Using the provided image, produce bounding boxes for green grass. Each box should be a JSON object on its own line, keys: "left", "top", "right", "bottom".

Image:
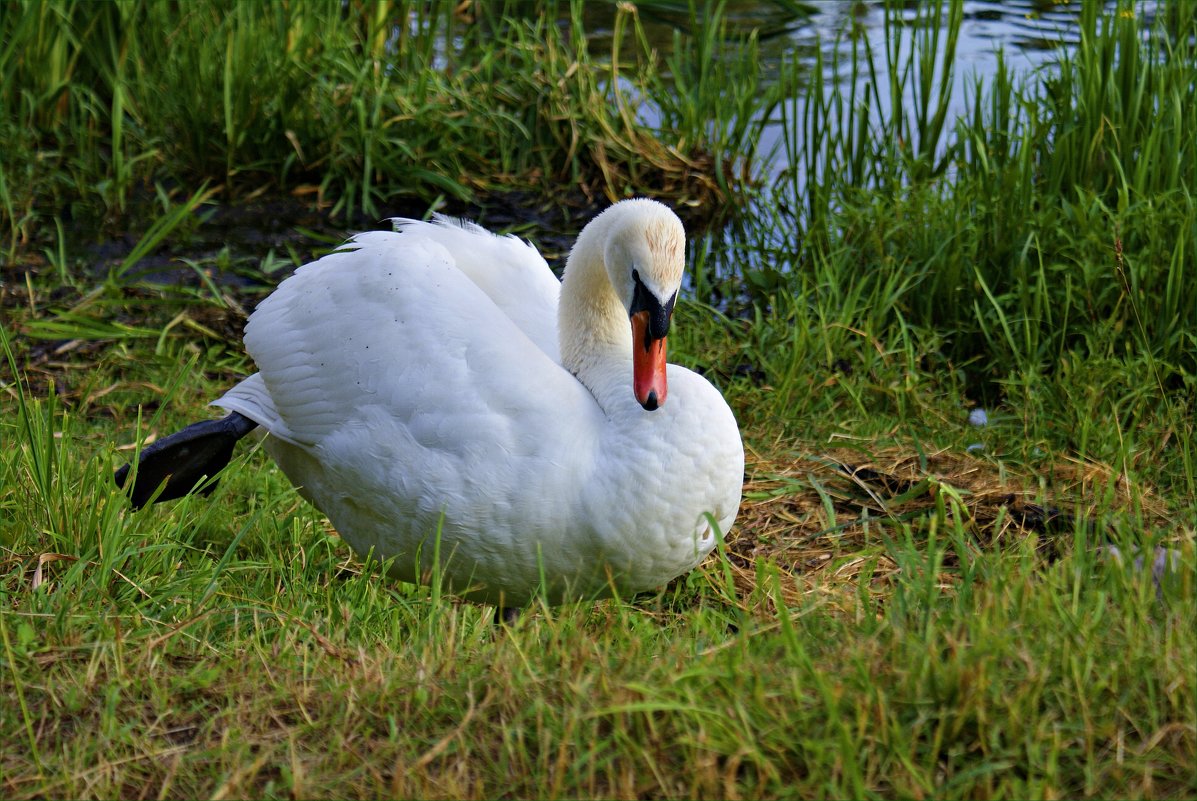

{"left": 0, "top": 0, "right": 781, "bottom": 250}
{"left": 763, "top": 0, "right": 1197, "bottom": 390}
{"left": 2, "top": 314, "right": 1193, "bottom": 798}
{"left": 2, "top": 0, "right": 1195, "bottom": 798}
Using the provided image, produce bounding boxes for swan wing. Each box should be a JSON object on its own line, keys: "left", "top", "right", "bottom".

{"left": 391, "top": 216, "right": 561, "bottom": 362}
{"left": 218, "top": 231, "right": 593, "bottom": 449}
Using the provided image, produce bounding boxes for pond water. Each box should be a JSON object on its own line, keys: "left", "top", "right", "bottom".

{"left": 807, "top": 0, "right": 1100, "bottom": 82}
{"left": 580, "top": 0, "right": 1146, "bottom": 180}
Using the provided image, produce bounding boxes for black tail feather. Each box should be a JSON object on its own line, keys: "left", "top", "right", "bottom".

{"left": 114, "top": 411, "right": 259, "bottom": 509}
{"left": 494, "top": 606, "right": 521, "bottom": 626}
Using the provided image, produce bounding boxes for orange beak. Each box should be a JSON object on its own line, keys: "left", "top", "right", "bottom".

{"left": 631, "top": 310, "right": 668, "bottom": 411}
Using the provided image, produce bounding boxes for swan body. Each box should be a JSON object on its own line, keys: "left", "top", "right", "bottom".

{"left": 209, "top": 199, "right": 742, "bottom": 606}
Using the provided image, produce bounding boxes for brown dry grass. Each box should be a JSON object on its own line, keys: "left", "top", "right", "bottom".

{"left": 715, "top": 438, "right": 1179, "bottom": 609}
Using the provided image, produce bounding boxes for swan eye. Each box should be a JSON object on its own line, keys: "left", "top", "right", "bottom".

{"left": 630, "top": 269, "right": 674, "bottom": 340}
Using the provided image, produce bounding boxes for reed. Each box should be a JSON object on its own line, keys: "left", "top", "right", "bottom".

{"left": 765, "top": 0, "right": 1195, "bottom": 412}
{"left": 0, "top": 0, "right": 778, "bottom": 253}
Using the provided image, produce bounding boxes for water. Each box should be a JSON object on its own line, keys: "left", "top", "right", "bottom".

{"left": 414, "top": 1, "right": 1118, "bottom": 205}
{"left": 598, "top": 0, "right": 1129, "bottom": 179}
{"left": 811, "top": 0, "right": 1092, "bottom": 71}
{"left": 766, "top": 0, "right": 1146, "bottom": 169}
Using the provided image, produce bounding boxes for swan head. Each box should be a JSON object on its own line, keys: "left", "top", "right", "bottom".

{"left": 602, "top": 200, "right": 684, "bottom": 411}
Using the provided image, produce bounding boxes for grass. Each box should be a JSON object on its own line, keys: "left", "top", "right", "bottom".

{"left": 0, "top": 0, "right": 783, "bottom": 250}
{"left": 1, "top": 319, "right": 1192, "bottom": 798}
{"left": 765, "top": 0, "right": 1197, "bottom": 387}
{"left": 2, "top": 0, "right": 1195, "bottom": 798}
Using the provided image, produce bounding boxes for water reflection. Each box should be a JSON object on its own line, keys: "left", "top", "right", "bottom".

{"left": 577, "top": 0, "right": 1103, "bottom": 83}
{"left": 567, "top": 0, "right": 1122, "bottom": 184}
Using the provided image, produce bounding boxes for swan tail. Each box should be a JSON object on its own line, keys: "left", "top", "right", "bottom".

{"left": 114, "top": 411, "right": 258, "bottom": 509}
{"left": 210, "top": 372, "right": 294, "bottom": 440}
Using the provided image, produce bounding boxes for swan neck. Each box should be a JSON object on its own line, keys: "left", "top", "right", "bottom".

{"left": 558, "top": 214, "right": 631, "bottom": 398}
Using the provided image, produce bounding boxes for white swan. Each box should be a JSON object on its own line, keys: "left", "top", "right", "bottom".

{"left": 120, "top": 199, "right": 743, "bottom": 608}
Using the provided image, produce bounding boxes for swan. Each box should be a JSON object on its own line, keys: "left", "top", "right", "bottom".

{"left": 115, "top": 198, "right": 744, "bottom": 612}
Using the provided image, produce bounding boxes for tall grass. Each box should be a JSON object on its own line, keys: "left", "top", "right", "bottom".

{"left": 0, "top": 0, "right": 778, "bottom": 253}
{"left": 743, "top": 0, "right": 1196, "bottom": 469}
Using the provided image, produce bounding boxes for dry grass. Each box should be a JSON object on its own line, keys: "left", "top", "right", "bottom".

{"left": 718, "top": 440, "right": 1180, "bottom": 606}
